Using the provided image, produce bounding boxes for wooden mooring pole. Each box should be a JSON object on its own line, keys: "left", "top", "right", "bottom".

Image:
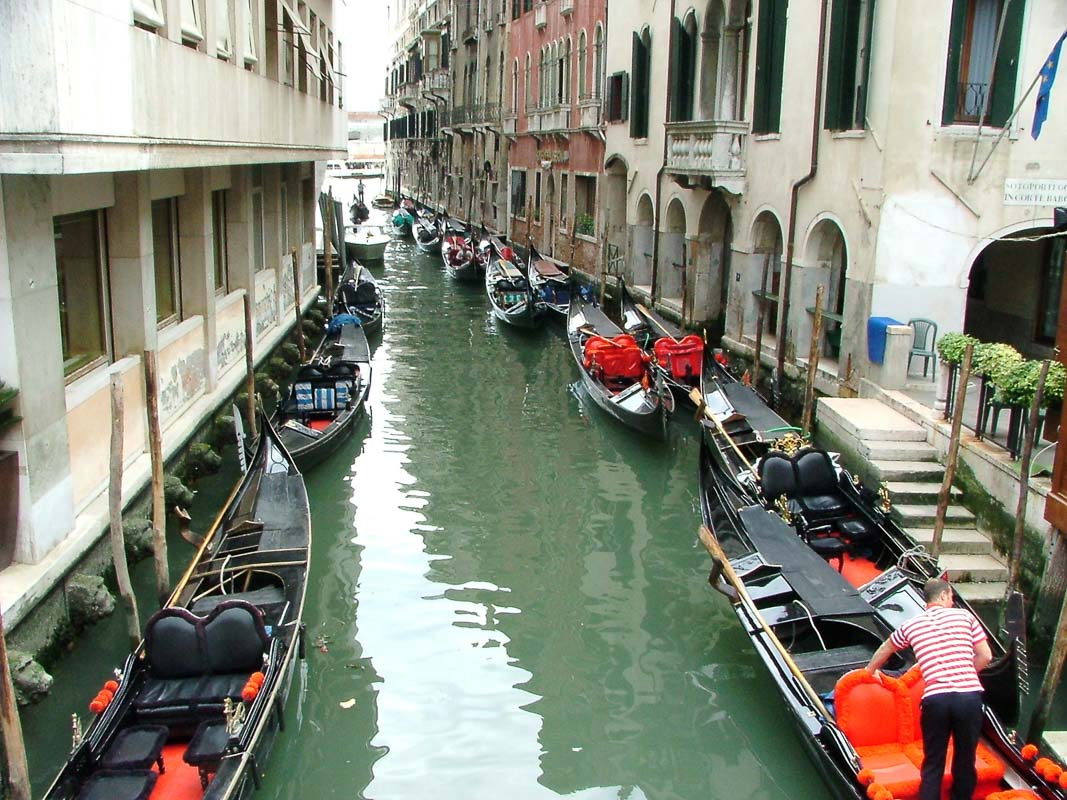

{"left": 324, "top": 195, "right": 335, "bottom": 305}
{"left": 242, "top": 293, "right": 258, "bottom": 438}
{"left": 1007, "top": 359, "right": 1050, "bottom": 598}
{"left": 801, "top": 285, "right": 825, "bottom": 436}
{"left": 752, "top": 254, "right": 770, "bottom": 389}
{"left": 142, "top": 351, "right": 170, "bottom": 603}
{"left": 0, "top": 604, "right": 30, "bottom": 800}
{"left": 1029, "top": 557, "right": 1067, "bottom": 742}
{"left": 108, "top": 372, "right": 140, "bottom": 648}
{"left": 291, "top": 247, "right": 306, "bottom": 362}
{"left": 931, "top": 342, "right": 973, "bottom": 559}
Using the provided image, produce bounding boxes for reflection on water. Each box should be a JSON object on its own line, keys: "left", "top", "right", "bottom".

{"left": 24, "top": 176, "right": 830, "bottom": 800}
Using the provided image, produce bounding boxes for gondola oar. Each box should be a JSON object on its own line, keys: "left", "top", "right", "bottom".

{"left": 697, "top": 524, "right": 831, "bottom": 719}
{"left": 690, "top": 387, "right": 758, "bottom": 480}
{"left": 636, "top": 303, "right": 681, "bottom": 344}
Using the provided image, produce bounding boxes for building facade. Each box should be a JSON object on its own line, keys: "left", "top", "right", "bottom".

{"left": 506, "top": 0, "right": 607, "bottom": 275}
{"left": 0, "top": 0, "right": 346, "bottom": 625}
{"left": 604, "top": 0, "right": 1067, "bottom": 391}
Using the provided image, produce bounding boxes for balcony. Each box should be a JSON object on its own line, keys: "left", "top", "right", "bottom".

{"left": 578, "top": 101, "right": 601, "bottom": 129}
{"left": 535, "top": 3, "right": 547, "bottom": 29}
{"left": 528, "top": 106, "right": 569, "bottom": 133}
{"left": 422, "top": 69, "right": 450, "bottom": 94}
{"left": 397, "top": 81, "right": 420, "bottom": 106}
{"left": 561, "top": 0, "right": 574, "bottom": 14}
{"left": 380, "top": 97, "right": 397, "bottom": 115}
{"left": 665, "top": 119, "right": 748, "bottom": 195}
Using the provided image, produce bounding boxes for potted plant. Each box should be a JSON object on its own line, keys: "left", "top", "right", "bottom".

{"left": 0, "top": 381, "right": 21, "bottom": 570}
{"left": 971, "top": 342, "right": 1022, "bottom": 438}
{"left": 935, "top": 332, "right": 977, "bottom": 417}
{"left": 993, "top": 360, "right": 1066, "bottom": 456}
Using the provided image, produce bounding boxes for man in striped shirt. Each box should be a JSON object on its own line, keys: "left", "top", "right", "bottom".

{"left": 865, "top": 578, "right": 993, "bottom": 800}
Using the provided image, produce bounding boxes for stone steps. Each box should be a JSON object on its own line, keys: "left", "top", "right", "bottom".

{"left": 885, "top": 482, "right": 962, "bottom": 505}
{"left": 955, "top": 581, "right": 1009, "bottom": 603}
{"left": 892, "top": 503, "right": 976, "bottom": 528}
{"left": 861, "top": 440, "right": 939, "bottom": 462}
{"left": 939, "top": 553, "right": 1009, "bottom": 583}
{"left": 871, "top": 460, "right": 946, "bottom": 482}
{"left": 906, "top": 527, "right": 994, "bottom": 556}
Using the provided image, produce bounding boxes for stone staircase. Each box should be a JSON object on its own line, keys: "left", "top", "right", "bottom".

{"left": 817, "top": 398, "right": 1007, "bottom": 603}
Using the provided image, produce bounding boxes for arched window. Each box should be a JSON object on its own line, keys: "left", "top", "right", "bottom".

{"left": 524, "top": 52, "right": 531, "bottom": 110}
{"left": 484, "top": 54, "right": 491, "bottom": 105}
{"left": 562, "top": 37, "right": 571, "bottom": 104}
{"left": 511, "top": 58, "right": 519, "bottom": 113}
{"left": 671, "top": 11, "right": 698, "bottom": 121}
{"left": 577, "top": 30, "right": 588, "bottom": 99}
{"left": 593, "top": 24, "right": 604, "bottom": 99}
{"left": 630, "top": 27, "right": 650, "bottom": 136}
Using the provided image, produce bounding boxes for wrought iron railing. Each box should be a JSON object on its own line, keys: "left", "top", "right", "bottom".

{"left": 955, "top": 81, "right": 991, "bottom": 122}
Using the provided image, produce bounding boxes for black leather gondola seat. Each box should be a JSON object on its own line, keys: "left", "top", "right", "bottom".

{"left": 74, "top": 770, "right": 156, "bottom": 800}
{"left": 758, "top": 451, "right": 797, "bottom": 507}
{"left": 795, "top": 449, "right": 847, "bottom": 517}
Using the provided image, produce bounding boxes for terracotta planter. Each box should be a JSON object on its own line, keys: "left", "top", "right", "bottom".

{"left": 0, "top": 450, "right": 17, "bottom": 570}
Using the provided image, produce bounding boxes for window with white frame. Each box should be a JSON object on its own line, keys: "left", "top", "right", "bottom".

{"left": 152, "top": 198, "right": 181, "bottom": 324}
{"left": 560, "top": 173, "right": 569, "bottom": 228}
{"left": 133, "top": 0, "right": 165, "bottom": 31}
{"left": 511, "top": 58, "right": 518, "bottom": 113}
{"left": 54, "top": 210, "right": 111, "bottom": 377}
{"left": 217, "top": 0, "right": 233, "bottom": 60}
{"left": 510, "top": 169, "right": 527, "bottom": 219}
{"left": 251, "top": 188, "right": 266, "bottom": 273}
{"left": 578, "top": 30, "right": 587, "bottom": 99}
{"left": 212, "top": 190, "right": 228, "bottom": 294}
{"left": 181, "top": 0, "right": 204, "bottom": 46}
{"left": 593, "top": 24, "right": 604, "bottom": 98}
{"left": 575, "top": 175, "right": 596, "bottom": 237}
{"left": 244, "top": 0, "right": 259, "bottom": 68}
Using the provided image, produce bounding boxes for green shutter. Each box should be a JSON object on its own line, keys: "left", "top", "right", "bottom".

{"left": 989, "top": 0, "right": 1025, "bottom": 127}
{"left": 767, "top": 0, "right": 788, "bottom": 133}
{"left": 855, "top": 0, "right": 876, "bottom": 127}
{"left": 631, "top": 32, "right": 642, "bottom": 137}
{"left": 824, "top": 0, "right": 848, "bottom": 129}
{"left": 941, "top": 0, "right": 969, "bottom": 125}
{"left": 753, "top": 0, "right": 775, "bottom": 133}
{"left": 670, "top": 17, "right": 684, "bottom": 121}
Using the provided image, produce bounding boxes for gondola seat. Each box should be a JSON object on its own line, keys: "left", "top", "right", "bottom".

{"left": 99, "top": 724, "right": 168, "bottom": 772}
{"left": 74, "top": 769, "right": 157, "bottom": 800}
{"left": 133, "top": 601, "right": 270, "bottom": 724}
{"left": 758, "top": 451, "right": 796, "bottom": 508}
{"left": 794, "top": 449, "right": 847, "bottom": 518}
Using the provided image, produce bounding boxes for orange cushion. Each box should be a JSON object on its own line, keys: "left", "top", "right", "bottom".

{"left": 900, "top": 667, "right": 926, "bottom": 743}
{"left": 984, "top": 791, "right": 1041, "bottom": 799}
{"left": 855, "top": 744, "right": 922, "bottom": 798}
{"left": 902, "top": 740, "right": 1006, "bottom": 786}
{"left": 835, "top": 669, "right": 914, "bottom": 747}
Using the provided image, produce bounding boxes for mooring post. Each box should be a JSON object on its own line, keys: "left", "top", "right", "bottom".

{"left": 109, "top": 372, "right": 141, "bottom": 647}
{"left": 242, "top": 293, "right": 258, "bottom": 438}
{"left": 0, "top": 605, "right": 30, "bottom": 800}
{"left": 142, "top": 351, "right": 170, "bottom": 604}
{"left": 931, "top": 342, "right": 973, "bottom": 559}
{"left": 1007, "top": 359, "right": 1050, "bottom": 597}
{"left": 752, "top": 254, "right": 770, "bottom": 390}
{"left": 291, "top": 247, "right": 306, "bottom": 362}
{"left": 1029, "top": 554, "right": 1067, "bottom": 743}
{"left": 324, "top": 194, "right": 335, "bottom": 305}
{"left": 801, "top": 285, "right": 825, "bottom": 436}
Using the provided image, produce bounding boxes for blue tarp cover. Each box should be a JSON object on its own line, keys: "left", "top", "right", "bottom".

{"left": 327, "top": 313, "right": 362, "bottom": 335}
{"left": 868, "top": 316, "right": 902, "bottom": 364}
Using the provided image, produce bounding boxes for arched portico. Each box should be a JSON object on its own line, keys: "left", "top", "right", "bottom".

{"left": 746, "top": 210, "right": 784, "bottom": 340}
{"left": 695, "top": 191, "right": 733, "bottom": 334}
{"left": 657, "top": 198, "right": 688, "bottom": 307}
{"left": 631, "top": 192, "right": 656, "bottom": 290}
{"left": 800, "top": 218, "right": 849, "bottom": 365}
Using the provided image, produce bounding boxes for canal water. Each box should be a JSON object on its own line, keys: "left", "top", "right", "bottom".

{"left": 23, "top": 177, "right": 829, "bottom": 799}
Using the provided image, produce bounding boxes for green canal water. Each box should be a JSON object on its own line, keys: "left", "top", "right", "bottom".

{"left": 23, "top": 185, "right": 831, "bottom": 799}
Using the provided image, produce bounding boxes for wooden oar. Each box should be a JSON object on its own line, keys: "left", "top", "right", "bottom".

{"left": 690, "top": 387, "right": 758, "bottom": 480}
{"left": 697, "top": 524, "right": 831, "bottom": 718}
{"left": 636, "top": 303, "right": 680, "bottom": 343}
{"left": 577, "top": 324, "right": 624, "bottom": 346}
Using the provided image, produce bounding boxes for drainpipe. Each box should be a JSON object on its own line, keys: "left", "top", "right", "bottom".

{"left": 775, "top": 0, "right": 830, "bottom": 404}
{"left": 650, "top": 0, "right": 678, "bottom": 300}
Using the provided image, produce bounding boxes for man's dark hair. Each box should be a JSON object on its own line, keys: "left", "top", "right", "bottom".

{"left": 923, "top": 578, "right": 951, "bottom": 602}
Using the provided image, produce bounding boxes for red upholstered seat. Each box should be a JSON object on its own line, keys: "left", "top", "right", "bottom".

{"left": 653, "top": 335, "right": 704, "bottom": 382}
{"left": 984, "top": 791, "right": 1042, "bottom": 799}
{"left": 584, "top": 335, "right": 647, "bottom": 382}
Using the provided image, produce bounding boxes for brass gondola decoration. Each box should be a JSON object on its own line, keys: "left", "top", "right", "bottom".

{"left": 774, "top": 431, "right": 806, "bottom": 456}
{"left": 775, "top": 493, "right": 794, "bottom": 524}
{"left": 878, "top": 483, "right": 892, "bottom": 513}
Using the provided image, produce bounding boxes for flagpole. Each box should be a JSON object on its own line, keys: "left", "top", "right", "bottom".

{"left": 967, "top": 68, "right": 1048, "bottom": 184}
{"left": 966, "top": 0, "right": 1013, "bottom": 182}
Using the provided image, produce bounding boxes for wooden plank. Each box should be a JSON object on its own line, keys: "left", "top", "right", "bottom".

{"left": 109, "top": 372, "right": 140, "bottom": 648}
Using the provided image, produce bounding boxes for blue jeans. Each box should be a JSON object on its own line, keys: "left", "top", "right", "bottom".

{"left": 919, "top": 691, "right": 984, "bottom": 800}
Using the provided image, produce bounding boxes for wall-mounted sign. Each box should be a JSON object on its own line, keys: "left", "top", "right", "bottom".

{"left": 537, "top": 149, "right": 569, "bottom": 165}
{"left": 1003, "top": 179, "right": 1067, "bottom": 206}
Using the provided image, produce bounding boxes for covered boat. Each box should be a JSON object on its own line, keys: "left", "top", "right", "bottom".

{"left": 272, "top": 316, "right": 372, "bottom": 471}
{"left": 336, "top": 263, "right": 384, "bottom": 336}
{"left": 694, "top": 358, "right": 1046, "bottom": 800}
{"left": 567, "top": 293, "right": 672, "bottom": 436}
{"left": 527, "top": 245, "right": 571, "bottom": 317}
{"left": 485, "top": 238, "right": 543, "bottom": 328}
{"left": 391, "top": 208, "right": 414, "bottom": 238}
{"left": 44, "top": 416, "right": 310, "bottom": 800}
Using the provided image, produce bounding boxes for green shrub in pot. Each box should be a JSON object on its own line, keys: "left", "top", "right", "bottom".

{"left": 972, "top": 342, "right": 1023, "bottom": 385}
{"left": 936, "top": 332, "right": 978, "bottom": 365}
{"left": 995, "top": 359, "right": 1067, "bottom": 408}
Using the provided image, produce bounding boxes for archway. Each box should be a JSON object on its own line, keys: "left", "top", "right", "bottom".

{"left": 802, "top": 218, "right": 848, "bottom": 363}
{"left": 697, "top": 191, "right": 733, "bottom": 335}
{"left": 964, "top": 226, "right": 1063, "bottom": 359}
{"left": 700, "top": 0, "right": 724, "bottom": 119}
{"left": 632, "top": 193, "right": 655, "bottom": 290}
{"left": 544, "top": 170, "right": 556, "bottom": 255}
{"left": 749, "top": 210, "right": 783, "bottom": 339}
{"left": 658, "top": 198, "right": 687, "bottom": 306}
{"left": 604, "top": 157, "right": 629, "bottom": 280}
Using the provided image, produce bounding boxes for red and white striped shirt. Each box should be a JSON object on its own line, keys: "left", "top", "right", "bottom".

{"left": 890, "top": 605, "right": 987, "bottom": 697}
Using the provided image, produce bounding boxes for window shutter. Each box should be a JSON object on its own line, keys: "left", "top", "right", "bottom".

{"left": 669, "top": 17, "right": 684, "bottom": 121}
{"left": 824, "top": 0, "right": 848, "bottom": 129}
{"left": 989, "top": 0, "right": 1025, "bottom": 127}
{"left": 630, "top": 32, "right": 642, "bottom": 137}
{"left": 767, "top": 0, "right": 787, "bottom": 133}
{"left": 753, "top": 0, "right": 775, "bottom": 133}
{"left": 855, "top": 0, "right": 876, "bottom": 127}
{"left": 941, "top": 0, "right": 969, "bottom": 125}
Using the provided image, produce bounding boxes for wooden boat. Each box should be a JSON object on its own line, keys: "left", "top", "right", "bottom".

{"left": 347, "top": 225, "right": 389, "bottom": 263}
{"left": 566, "top": 293, "right": 673, "bottom": 436}
{"left": 336, "top": 262, "right": 384, "bottom": 336}
{"left": 391, "top": 208, "right": 413, "bottom": 238}
{"left": 619, "top": 281, "right": 705, "bottom": 403}
{"left": 485, "top": 238, "right": 543, "bottom": 329}
{"left": 371, "top": 194, "right": 396, "bottom": 210}
{"left": 414, "top": 215, "right": 441, "bottom": 254}
{"left": 271, "top": 319, "right": 372, "bottom": 471}
{"left": 693, "top": 361, "right": 1044, "bottom": 800}
{"left": 441, "top": 224, "right": 479, "bottom": 282}
{"left": 527, "top": 245, "right": 571, "bottom": 317}
{"left": 45, "top": 416, "right": 310, "bottom": 800}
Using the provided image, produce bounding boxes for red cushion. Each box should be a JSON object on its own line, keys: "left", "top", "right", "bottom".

{"left": 653, "top": 335, "right": 704, "bottom": 381}
{"left": 902, "top": 740, "right": 1006, "bottom": 786}
{"left": 584, "top": 336, "right": 646, "bottom": 380}
{"left": 835, "top": 670, "right": 912, "bottom": 747}
{"left": 855, "top": 744, "right": 922, "bottom": 799}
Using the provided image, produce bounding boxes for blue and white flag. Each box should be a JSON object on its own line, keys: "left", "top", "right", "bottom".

{"left": 1032, "top": 30, "right": 1067, "bottom": 140}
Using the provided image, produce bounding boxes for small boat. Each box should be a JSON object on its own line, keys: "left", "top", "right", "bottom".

{"left": 567, "top": 293, "right": 673, "bottom": 436}
{"left": 44, "top": 415, "right": 310, "bottom": 800}
{"left": 347, "top": 225, "right": 390, "bottom": 263}
{"left": 442, "top": 224, "right": 479, "bottom": 281}
{"left": 619, "top": 281, "right": 705, "bottom": 402}
{"left": 526, "top": 245, "right": 571, "bottom": 317}
{"left": 336, "top": 262, "right": 385, "bottom": 336}
{"left": 414, "top": 215, "right": 442, "bottom": 254}
{"left": 272, "top": 318, "right": 372, "bottom": 470}
{"left": 694, "top": 360, "right": 1041, "bottom": 800}
{"left": 391, "top": 208, "right": 414, "bottom": 238}
{"left": 485, "top": 238, "right": 543, "bottom": 329}
{"left": 349, "top": 200, "right": 370, "bottom": 224}
{"left": 371, "top": 195, "right": 396, "bottom": 210}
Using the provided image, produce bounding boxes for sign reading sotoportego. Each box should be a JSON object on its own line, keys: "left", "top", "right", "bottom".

{"left": 1003, "top": 179, "right": 1067, "bottom": 206}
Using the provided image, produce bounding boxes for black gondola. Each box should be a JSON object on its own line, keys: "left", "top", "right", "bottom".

{"left": 566, "top": 292, "right": 672, "bottom": 436}
{"left": 442, "top": 223, "right": 479, "bottom": 281}
{"left": 693, "top": 359, "right": 1050, "bottom": 800}
{"left": 414, "top": 215, "right": 441, "bottom": 254}
{"left": 45, "top": 416, "right": 310, "bottom": 800}
{"left": 527, "top": 245, "right": 571, "bottom": 317}
{"left": 336, "top": 262, "right": 384, "bottom": 336}
{"left": 272, "top": 318, "right": 372, "bottom": 471}
{"left": 485, "top": 237, "right": 543, "bottom": 328}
